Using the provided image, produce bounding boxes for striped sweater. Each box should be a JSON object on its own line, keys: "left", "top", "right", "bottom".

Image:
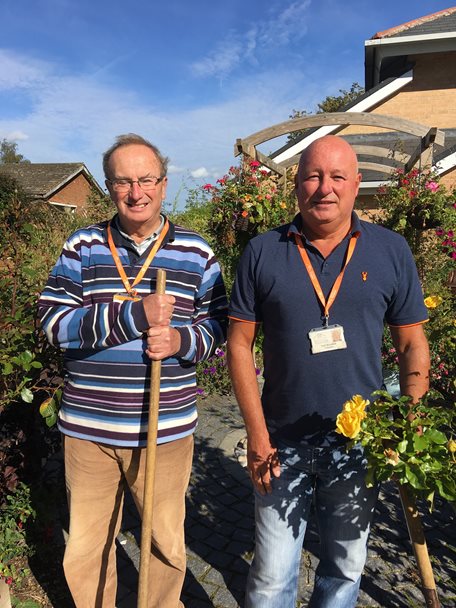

{"left": 38, "top": 216, "right": 228, "bottom": 446}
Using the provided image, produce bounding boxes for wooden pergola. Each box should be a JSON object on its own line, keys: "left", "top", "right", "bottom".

{"left": 234, "top": 112, "right": 445, "bottom": 187}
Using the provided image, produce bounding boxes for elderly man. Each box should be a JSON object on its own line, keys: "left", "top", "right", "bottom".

{"left": 38, "top": 133, "right": 228, "bottom": 607}
{"left": 227, "top": 135, "right": 430, "bottom": 608}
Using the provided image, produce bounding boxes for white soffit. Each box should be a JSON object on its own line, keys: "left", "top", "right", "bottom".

{"left": 272, "top": 70, "right": 413, "bottom": 165}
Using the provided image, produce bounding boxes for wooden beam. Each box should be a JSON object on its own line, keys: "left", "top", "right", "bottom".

{"left": 353, "top": 145, "right": 410, "bottom": 161}
{"left": 238, "top": 113, "right": 445, "bottom": 148}
{"left": 404, "top": 127, "right": 439, "bottom": 173}
{"left": 358, "top": 161, "right": 398, "bottom": 175}
{"left": 254, "top": 149, "right": 285, "bottom": 176}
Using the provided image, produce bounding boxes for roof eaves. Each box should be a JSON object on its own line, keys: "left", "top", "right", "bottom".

{"left": 372, "top": 7, "right": 456, "bottom": 39}
{"left": 41, "top": 164, "right": 85, "bottom": 199}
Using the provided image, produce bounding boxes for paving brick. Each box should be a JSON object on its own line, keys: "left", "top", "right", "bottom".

{"left": 55, "top": 397, "right": 453, "bottom": 608}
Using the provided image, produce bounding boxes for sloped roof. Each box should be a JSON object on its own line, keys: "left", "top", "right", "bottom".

{"left": 0, "top": 162, "right": 103, "bottom": 198}
{"left": 373, "top": 7, "right": 456, "bottom": 39}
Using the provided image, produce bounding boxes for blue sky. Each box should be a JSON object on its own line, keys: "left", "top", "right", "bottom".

{"left": 0, "top": 0, "right": 453, "bottom": 208}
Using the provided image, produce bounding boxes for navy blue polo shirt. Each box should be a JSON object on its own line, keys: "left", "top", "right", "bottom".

{"left": 229, "top": 213, "right": 428, "bottom": 446}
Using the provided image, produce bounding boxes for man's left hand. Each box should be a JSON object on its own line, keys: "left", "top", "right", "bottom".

{"left": 146, "top": 326, "right": 181, "bottom": 360}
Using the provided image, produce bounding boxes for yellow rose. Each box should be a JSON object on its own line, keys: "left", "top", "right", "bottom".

{"left": 424, "top": 295, "right": 443, "bottom": 309}
{"left": 336, "top": 410, "right": 363, "bottom": 438}
{"left": 448, "top": 439, "right": 456, "bottom": 454}
{"left": 335, "top": 395, "right": 368, "bottom": 439}
{"left": 343, "top": 394, "right": 369, "bottom": 413}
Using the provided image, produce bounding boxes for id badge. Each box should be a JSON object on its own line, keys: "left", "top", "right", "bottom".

{"left": 113, "top": 293, "right": 141, "bottom": 302}
{"left": 308, "top": 324, "right": 347, "bottom": 354}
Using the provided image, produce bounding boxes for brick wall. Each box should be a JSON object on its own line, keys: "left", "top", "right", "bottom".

{"left": 340, "top": 51, "right": 456, "bottom": 134}
{"left": 49, "top": 173, "right": 94, "bottom": 211}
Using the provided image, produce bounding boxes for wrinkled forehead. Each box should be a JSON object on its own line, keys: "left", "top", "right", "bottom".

{"left": 108, "top": 144, "right": 163, "bottom": 175}
{"left": 298, "top": 141, "right": 359, "bottom": 175}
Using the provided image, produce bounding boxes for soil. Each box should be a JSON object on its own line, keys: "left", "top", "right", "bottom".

{"left": 10, "top": 549, "right": 72, "bottom": 607}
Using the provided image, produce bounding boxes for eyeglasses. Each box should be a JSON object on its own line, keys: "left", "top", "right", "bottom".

{"left": 107, "top": 176, "right": 165, "bottom": 193}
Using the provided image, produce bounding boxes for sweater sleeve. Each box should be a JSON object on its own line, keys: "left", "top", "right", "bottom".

{"left": 37, "top": 230, "right": 147, "bottom": 350}
{"left": 174, "top": 251, "right": 228, "bottom": 363}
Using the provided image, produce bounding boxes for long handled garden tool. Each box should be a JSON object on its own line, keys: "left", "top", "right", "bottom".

{"left": 397, "top": 483, "right": 441, "bottom": 608}
{"left": 138, "top": 268, "right": 166, "bottom": 607}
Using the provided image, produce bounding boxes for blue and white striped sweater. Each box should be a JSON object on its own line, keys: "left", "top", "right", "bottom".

{"left": 38, "top": 216, "right": 228, "bottom": 446}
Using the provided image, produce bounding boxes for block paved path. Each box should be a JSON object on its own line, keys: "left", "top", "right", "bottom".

{"left": 112, "top": 394, "right": 455, "bottom": 608}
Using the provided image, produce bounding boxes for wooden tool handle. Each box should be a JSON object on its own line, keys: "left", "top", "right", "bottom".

{"left": 138, "top": 268, "right": 166, "bottom": 607}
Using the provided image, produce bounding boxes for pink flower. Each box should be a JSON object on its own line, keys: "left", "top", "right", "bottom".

{"left": 250, "top": 160, "right": 260, "bottom": 168}
{"left": 436, "top": 228, "right": 445, "bottom": 236}
{"left": 216, "top": 178, "right": 226, "bottom": 185}
{"left": 453, "top": 202, "right": 456, "bottom": 209}
{"left": 203, "top": 183, "right": 213, "bottom": 191}
{"left": 409, "top": 190, "right": 417, "bottom": 198}
{"left": 425, "top": 181, "right": 439, "bottom": 192}
{"left": 452, "top": 251, "right": 456, "bottom": 260}
{"left": 448, "top": 230, "right": 454, "bottom": 238}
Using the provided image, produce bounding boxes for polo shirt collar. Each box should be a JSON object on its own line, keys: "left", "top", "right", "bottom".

{"left": 287, "top": 212, "right": 361, "bottom": 243}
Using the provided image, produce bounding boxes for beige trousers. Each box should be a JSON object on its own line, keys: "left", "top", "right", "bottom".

{"left": 63, "top": 434, "right": 194, "bottom": 608}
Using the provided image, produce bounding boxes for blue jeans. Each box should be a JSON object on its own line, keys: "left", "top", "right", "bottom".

{"left": 245, "top": 440, "right": 378, "bottom": 608}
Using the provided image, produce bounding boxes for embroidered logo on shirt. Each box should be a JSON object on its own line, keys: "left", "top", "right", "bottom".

{"left": 362, "top": 272, "right": 368, "bottom": 282}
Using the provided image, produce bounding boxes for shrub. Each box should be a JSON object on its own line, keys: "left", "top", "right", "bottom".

{"left": 376, "top": 169, "right": 456, "bottom": 402}
{"left": 0, "top": 483, "right": 35, "bottom": 587}
{"left": 204, "top": 159, "right": 296, "bottom": 289}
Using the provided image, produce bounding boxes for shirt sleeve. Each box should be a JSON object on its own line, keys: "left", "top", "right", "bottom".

{"left": 37, "top": 231, "right": 147, "bottom": 350}
{"left": 385, "top": 236, "right": 429, "bottom": 327}
{"left": 228, "top": 241, "right": 262, "bottom": 324}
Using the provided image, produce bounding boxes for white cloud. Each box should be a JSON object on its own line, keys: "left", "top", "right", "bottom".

{"left": 168, "top": 164, "right": 185, "bottom": 175}
{"left": 190, "top": 167, "right": 209, "bottom": 178}
{"left": 190, "top": 1, "right": 312, "bottom": 79}
{"left": 3, "top": 130, "right": 28, "bottom": 141}
{"left": 0, "top": 49, "right": 50, "bottom": 90}
{"left": 258, "top": 1, "right": 312, "bottom": 47}
{"left": 0, "top": 46, "right": 355, "bottom": 208}
{"left": 191, "top": 35, "right": 244, "bottom": 79}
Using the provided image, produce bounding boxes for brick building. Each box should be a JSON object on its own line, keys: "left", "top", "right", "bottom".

{"left": 236, "top": 7, "right": 456, "bottom": 211}
{"left": 0, "top": 162, "right": 104, "bottom": 212}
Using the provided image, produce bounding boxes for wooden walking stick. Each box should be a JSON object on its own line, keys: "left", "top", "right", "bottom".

{"left": 397, "top": 483, "right": 440, "bottom": 608}
{"left": 138, "top": 268, "right": 166, "bottom": 608}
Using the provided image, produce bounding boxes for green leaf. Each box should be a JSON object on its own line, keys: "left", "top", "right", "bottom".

{"left": 45, "top": 412, "right": 58, "bottom": 427}
{"left": 435, "top": 479, "right": 456, "bottom": 502}
{"left": 404, "top": 465, "right": 421, "bottom": 489}
{"left": 413, "top": 434, "right": 429, "bottom": 451}
{"left": 397, "top": 439, "right": 408, "bottom": 453}
{"left": 2, "top": 361, "right": 13, "bottom": 374}
{"left": 20, "top": 387, "right": 33, "bottom": 403}
{"left": 425, "top": 428, "right": 448, "bottom": 445}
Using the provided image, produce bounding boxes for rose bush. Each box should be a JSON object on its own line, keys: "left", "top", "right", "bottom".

{"left": 336, "top": 392, "right": 455, "bottom": 510}
{"left": 204, "top": 159, "right": 295, "bottom": 288}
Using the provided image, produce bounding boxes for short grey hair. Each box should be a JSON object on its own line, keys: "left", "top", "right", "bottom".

{"left": 102, "top": 133, "right": 169, "bottom": 179}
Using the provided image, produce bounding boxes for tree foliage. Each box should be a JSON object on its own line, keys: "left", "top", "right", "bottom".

{"left": 287, "top": 82, "right": 364, "bottom": 144}
{"left": 0, "top": 139, "right": 30, "bottom": 164}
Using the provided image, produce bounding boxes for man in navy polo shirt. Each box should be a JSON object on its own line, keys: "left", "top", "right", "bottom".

{"left": 227, "top": 135, "right": 430, "bottom": 608}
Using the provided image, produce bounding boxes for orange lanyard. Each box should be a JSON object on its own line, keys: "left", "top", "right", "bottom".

{"left": 107, "top": 218, "right": 169, "bottom": 298}
{"left": 293, "top": 232, "right": 359, "bottom": 325}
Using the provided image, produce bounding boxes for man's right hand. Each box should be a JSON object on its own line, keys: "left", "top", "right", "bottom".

{"left": 142, "top": 293, "right": 175, "bottom": 327}
{"left": 247, "top": 435, "right": 280, "bottom": 495}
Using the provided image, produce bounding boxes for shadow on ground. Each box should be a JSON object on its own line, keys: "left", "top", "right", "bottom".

{"left": 23, "top": 395, "right": 456, "bottom": 608}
